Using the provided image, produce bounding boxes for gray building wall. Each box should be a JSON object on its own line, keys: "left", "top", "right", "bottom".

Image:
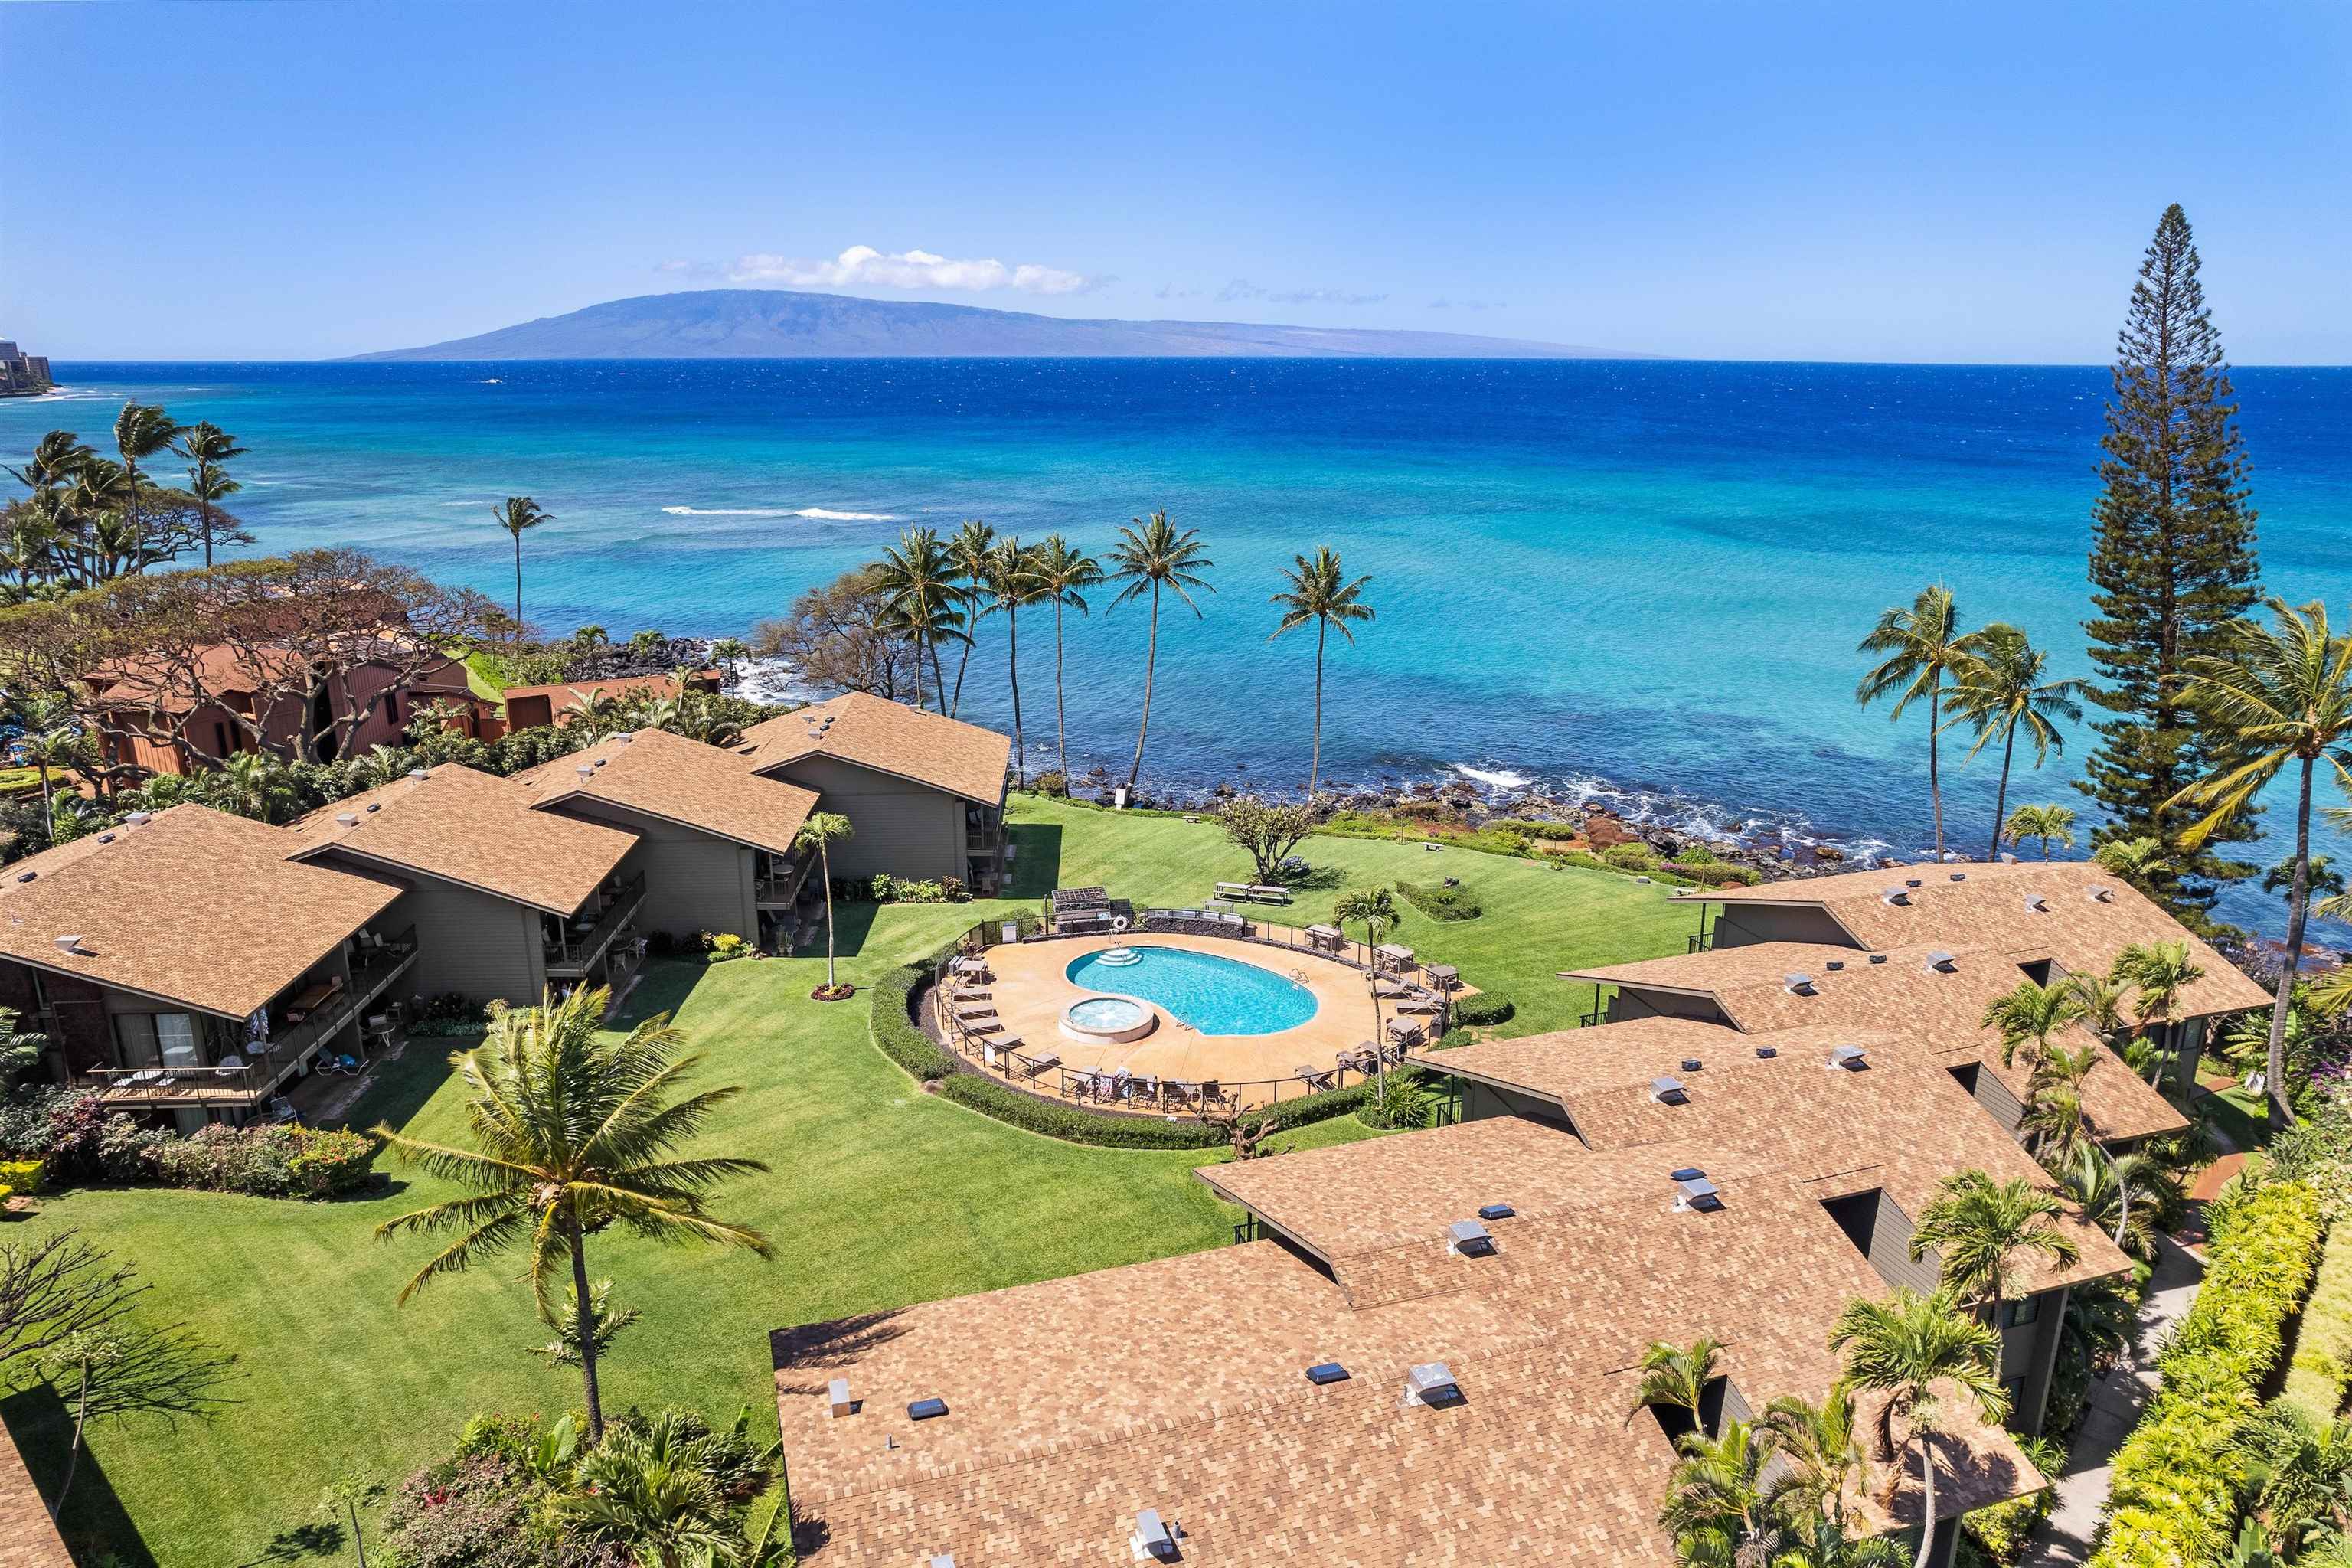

{"left": 2000, "top": 1286, "right": 2069, "bottom": 1436}
{"left": 1457, "top": 1079, "right": 1578, "bottom": 1134}
{"left": 541, "top": 799, "right": 757, "bottom": 942}
{"left": 1710, "top": 903, "right": 1852, "bottom": 949}
{"left": 1823, "top": 1190, "right": 1942, "bottom": 1296}
{"left": 1606, "top": 988, "right": 1732, "bottom": 1026}
{"left": 365, "top": 874, "right": 545, "bottom": 1007}
{"left": 767, "top": 755, "right": 967, "bottom": 884}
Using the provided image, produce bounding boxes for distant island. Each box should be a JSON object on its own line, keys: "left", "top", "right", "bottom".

{"left": 347, "top": 289, "right": 1641, "bottom": 361}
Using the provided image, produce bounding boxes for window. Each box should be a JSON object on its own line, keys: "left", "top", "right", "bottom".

{"left": 114, "top": 1012, "right": 201, "bottom": 1070}
{"left": 2005, "top": 1294, "right": 2041, "bottom": 1329}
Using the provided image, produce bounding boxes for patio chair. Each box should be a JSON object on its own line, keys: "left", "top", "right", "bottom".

{"left": 1200, "top": 1080, "right": 1230, "bottom": 1109}
{"left": 265, "top": 1096, "right": 300, "bottom": 1125}
{"left": 1162, "top": 1080, "right": 1197, "bottom": 1111}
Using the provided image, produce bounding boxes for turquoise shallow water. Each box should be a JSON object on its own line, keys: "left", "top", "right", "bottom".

{"left": 5, "top": 358, "right": 2349, "bottom": 933}
{"left": 1066, "top": 946, "right": 1318, "bottom": 1035}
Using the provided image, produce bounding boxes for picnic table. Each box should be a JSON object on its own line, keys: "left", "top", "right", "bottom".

{"left": 284, "top": 975, "right": 344, "bottom": 1021}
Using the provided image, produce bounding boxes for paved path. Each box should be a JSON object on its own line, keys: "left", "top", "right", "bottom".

{"left": 2022, "top": 1233, "right": 2206, "bottom": 1567}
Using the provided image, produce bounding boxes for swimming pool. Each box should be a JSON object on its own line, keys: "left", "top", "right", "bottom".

{"left": 1064, "top": 946, "right": 1318, "bottom": 1036}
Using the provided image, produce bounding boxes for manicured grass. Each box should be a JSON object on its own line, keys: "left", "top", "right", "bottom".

{"left": 8, "top": 795, "right": 1684, "bottom": 1565}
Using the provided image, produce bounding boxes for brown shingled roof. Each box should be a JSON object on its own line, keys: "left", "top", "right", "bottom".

{"left": 283, "top": 763, "right": 635, "bottom": 914}
{"left": 740, "top": 691, "right": 1010, "bottom": 805}
{"left": 0, "top": 804, "right": 397, "bottom": 1018}
{"left": 511, "top": 728, "right": 818, "bottom": 859}
{"left": 1687, "top": 859, "right": 2271, "bottom": 1021}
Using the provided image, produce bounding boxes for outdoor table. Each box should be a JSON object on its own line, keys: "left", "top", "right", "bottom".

{"left": 1426, "top": 964, "right": 1459, "bottom": 990}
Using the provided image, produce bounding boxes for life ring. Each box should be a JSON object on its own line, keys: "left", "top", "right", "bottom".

{"left": 1112, "top": 915, "right": 1131, "bottom": 933}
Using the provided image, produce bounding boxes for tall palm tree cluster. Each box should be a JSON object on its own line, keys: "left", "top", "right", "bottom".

{"left": 2, "top": 406, "right": 251, "bottom": 596}
{"left": 861, "top": 514, "right": 1377, "bottom": 799}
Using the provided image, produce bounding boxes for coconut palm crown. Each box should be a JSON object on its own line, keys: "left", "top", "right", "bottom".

{"left": 1268, "top": 545, "right": 1374, "bottom": 799}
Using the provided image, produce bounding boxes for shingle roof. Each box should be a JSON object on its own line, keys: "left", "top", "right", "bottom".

{"left": 511, "top": 728, "right": 818, "bottom": 859}
{"left": 0, "top": 804, "right": 398, "bottom": 1018}
{"left": 1690, "top": 860, "right": 2271, "bottom": 1021}
{"left": 777, "top": 1127, "right": 2036, "bottom": 1564}
{"left": 740, "top": 691, "right": 1010, "bottom": 805}
{"left": 283, "top": 763, "right": 635, "bottom": 914}
{"left": 91, "top": 641, "right": 312, "bottom": 711}
{"left": 1561, "top": 941, "right": 2188, "bottom": 1143}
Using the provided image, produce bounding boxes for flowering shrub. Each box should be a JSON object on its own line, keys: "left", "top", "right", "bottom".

{"left": 0, "top": 1089, "right": 377, "bottom": 1199}
{"left": 869, "top": 874, "right": 961, "bottom": 905}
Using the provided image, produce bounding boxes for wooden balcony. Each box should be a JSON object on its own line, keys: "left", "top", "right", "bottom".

{"left": 547, "top": 871, "right": 647, "bottom": 977}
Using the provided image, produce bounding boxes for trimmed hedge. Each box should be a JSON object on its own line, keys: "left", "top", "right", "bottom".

{"left": 2283, "top": 1217, "right": 2352, "bottom": 1423}
{"left": 1394, "top": 879, "right": 1482, "bottom": 921}
{"left": 1667, "top": 861, "right": 1764, "bottom": 887}
{"left": 2090, "top": 1179, "right": 2324, "bottom": 1568}
{"left": 868, "top": 963, "right": 1375, "bottom": 1150}
{"left": 1451, "top": 992, "right": 1515, "bottom": 1027}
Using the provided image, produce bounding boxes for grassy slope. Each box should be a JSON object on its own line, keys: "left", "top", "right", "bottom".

{"left": 11, "top": 796, "right": 1684, "bottom": 1566}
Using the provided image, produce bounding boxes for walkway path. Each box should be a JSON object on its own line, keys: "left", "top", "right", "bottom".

{"left": 2022, "top": 1233, "right": 2206, "bottom": 1567}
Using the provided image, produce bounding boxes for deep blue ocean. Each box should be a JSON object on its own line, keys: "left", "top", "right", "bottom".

{"left": 7, "top": 358, "right": 2349, "bottom": 933}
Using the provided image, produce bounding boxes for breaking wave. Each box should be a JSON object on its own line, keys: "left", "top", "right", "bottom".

{"left": 661, "top": 505, "right": 900, "bottom": 521}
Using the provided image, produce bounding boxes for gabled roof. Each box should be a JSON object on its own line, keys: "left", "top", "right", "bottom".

{"left": 90, "top": 642, "right": 311, "bottom": 712}
{"left": 501, "top": 671, "right": 714, "bottom": 708}
{"left": 1687, "top": 859, "right": 2270, "bottom": 1021}
{"left": 0, "top": 804, "right": 397, "bottom": 1018}
{"left": 511, "top": 728, "right": 818, "bottom": 859}
{"left": 1560, "top": 941, "right": 2187, "bottom": 1143}
{"left": 739, "top": 691, "right": 1010, "bottom": 805}
{"left": 283, "top": 763, "right": 635, "bottom": 915}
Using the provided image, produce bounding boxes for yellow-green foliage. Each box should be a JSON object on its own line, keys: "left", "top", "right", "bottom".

{"left": 0, "top": 1157, "right": 44, "bottom": 1194}
{"left": 2283, "top": 1220, "right": 2352, "bottom": 1423}
{"left": 2091, "top": 1181, "right": 2324, "bottom": 1568}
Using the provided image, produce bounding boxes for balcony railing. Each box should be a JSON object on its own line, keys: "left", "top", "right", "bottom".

{"left": 547, "top": 871, "right": 648, "bottom": 976}
{"left": 81, "top": 926, "right": 420, "bottom": 1108}
{"left": 755, "top": 856, "right": 812, "bottom": 907}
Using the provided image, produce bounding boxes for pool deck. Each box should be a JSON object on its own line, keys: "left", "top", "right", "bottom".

{"left": 968, "top": 933, "right": 1390, "bottom": 1102}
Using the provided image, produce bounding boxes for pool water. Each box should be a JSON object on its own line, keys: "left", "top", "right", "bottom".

{"left": 1067, "top": 996, "right": 1149, "bottom": 1031}
{"left": 1065, "top": 946, "right": 1318, "bottom": 1036}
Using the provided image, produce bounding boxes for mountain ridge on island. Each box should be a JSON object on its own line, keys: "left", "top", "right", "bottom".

{"left": 346, "top": 289, "right": 1642, "bottom": 361}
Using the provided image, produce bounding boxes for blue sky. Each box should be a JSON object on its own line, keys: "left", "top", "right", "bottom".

{"left": 5, "top": 0, "right": 2347, "bottom": 363}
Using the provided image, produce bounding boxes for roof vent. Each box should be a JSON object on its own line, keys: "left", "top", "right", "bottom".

{"left": 1926, "top": 950, "right": 1958, "bottom": 972}
{"left": 407, "top": 769, "right": 427, "bottom": 779}
{"left": 1305, "top": 1361, "right": 1350, "bottom": 1386}
{"left": 335, "top": 812, "right": 359, "bottom": 828}
{"left": 2024, "top": 893, "right": 2048, "bottom": 913}
{"left": 1867, "top": 952, "right": 1887, "bottom": 965}
{"left": 1783, "top": 972, "right": 1816, "bottom": 995}
{"left": 1447, "top": 1219, "right": 1495, "bottom": 1257}
{"left": 1477, "top": 1203, "right": 1515, "bottom": 1221}
{"left": 1950, "top": 871, "right": 1967, "bottom": 882}
{"left": 1824, "top": 959, "right": 1844, "bottom": 972}
{"left": 906, "top": 1397, "right": 949, "bottom": 1421}
{"left": 1651, "top": 1075, "right": 1689, "bottom": 1106}
{"left": 930, "top": 1557, "right": 957, "bottom": 1568}
{"left": 1881, "top": 886, "right": 1911, "bottom": 906}
{"left": 1905, "top": 878, "right": 1922, "bottom": 889}
{"left": 594, "top": 757, "right": 607, "bottom": 767}
{"left": 1674, "top": 1176, "right": 1723, "bottom": 1213}
{"left": 1680, "top": 1057, "right": 1704, "bottom": 1073}
{"left": 53, "top": 934, "right": 83, "bottom": 955}
{"left": 1999, "top": 851, "right": 2019, "bottom": 864}
{"left": 1131, "top": 1508, "right": 1180, "bottom": 1560}
{"left": 1669, "top": 1166, "right": 1707, "bottom": 1182}
{"left": 366, "top": 802, "right": 381, "bottom": 812}
{"left": 576, "top": 766, "right": 596, "bottom": 779}
{"left": 614, "top": 730, "right": 634, "bottom": 741}
{"left": 2087, "top": 884, "right": 2114, "bottom": 903}
{"left": 1754, "top": 1044, "right": 1778, "bottom": 1059}
{"left": 126, "top": 810, "right": 152, "bottom": 825}
{"left": 13, "top": 871, "right": 33, "bottom": 884}
{"left": 1403, "top": 1361, "right": 1462, "bottom": 1408}
{"left": 1829, "top": 1044, "right": 1869, "bottom": 1071}
{"left": 96, "top": 832, "right": 113, "bottom": 844}
{"left": 827, "top": 1377, "right": 853, "bottom": 1419}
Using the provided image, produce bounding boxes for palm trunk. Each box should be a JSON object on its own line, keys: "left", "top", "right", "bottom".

{"left": 1988, "top": 724, "right": 2017, "bottom": 862}
{"left": 38, "top": 764, "right": 51, "bottom": 844}
{"left": 51, "top": 1362, "right": 88, "bottom": 1519}
{"left": 1125, "top": 584, "right": 1159, "bottom": 794}
{"left": 200, "top": 492, "right": 214, "bottom": 570}
{"left": 512, "top": 534, "right": 524, "bottom": 626}
{"left": 349, "top": 1501, "right": 369, "bottom": 1568}
{"left": 1053, "top": 597, "right": 1069, "bottom": 780}
{"left": 950, "top": 590, "right": 978, "bottom": 717}
{"left": 1927, "top": 672, "right": 1945, "bottom": 859}
{"left": 1007, "top": 601, "right": 1024, "bottom": 789}
{"left": 2266, "top": 756, "right": 2314, "bottom": 1130}
{"left": 1912, "top": 1432, "right": 1937, "bottom": 1568}
{"left": 1308, "top": 619, "right": 1325, "bottom": 798}
{"left": 821, "top": 839, "right": 836, "bottom": 988}
{"left": 2108, "top": 1142, "right": 2131, "bottom": 1246}
{"left": 570, "top": 1215, "right": 605, "bottom": 1442}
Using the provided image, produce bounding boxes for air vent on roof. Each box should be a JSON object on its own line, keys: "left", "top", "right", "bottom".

{"left": 335, "top": 812, "right": 359, "bottom": 828}
{"left": 53, "top": 933, "right": 83, "bottom": 954}
{"left": 1680, "top": 1058, "right": 1704, "bottom": 1074}
{"left": 2024, "top": 893, "right": 2049, "bottom": 913}
{"left": 1447, "top": 1219, "right": 1495, "bottom": 1257}
{"left": 1906, "top": 878, "right": 1923, "bottom": 888}
{"left": 2087, "top": 884, "right": 2114, "bottom": 903}
{"left": 1824, "top": 959, "right": 1844, "bottom": 972}
{"left": 407, "top": 769, "right": 427, "bottom": 779}
{"left": 1926, "top": 950, "right": 1958, "bottom": 972}
{"left": 1882, "top": 886, "right": 1910, "bottom": 906}
{"left": 1999, "top": 851, "right": 2020, "bottom": 864}
{"left": 1651, "top": 1076, "right": 1689, "bottom": 1106}
{"left": 1403, "top": 1362, "right": 1462, "bottom": 1408}
{"left": 1131, "top": 1508, "right": 1180, "bottom": 1561}
{"left": 576, "top": 766, "right": 595, "bottom": 779}
{"left": 1784, "top": 972, "right": 1816, "bottom": 995}
{"left": 1478, "top": 1203, "right": 1515, "bottom": 1221}
{"left": 1674, "top": 1176, "right": 1723, "bottom": 1213}
{"left": 126, "top": 811, "right": 151, "bottom": 825}
{"left": 13, "top": 871, "right": 32, "bottom": 884}
{"left": 1306, "top": 1361, "right": 1350, "bottom": 1385}
{"left": 1950, "top": 871, "right": 1967, "bottom": 882}
{"left": 1670, "top": 1166, "right": 1706, "bottom": 1182}
{"left": 1829, "top": 1044, "right": 1869, "bottom": 1071}
{"left": 828, "top": 1378, "right": 853, "bottom": 1419}
{"left": 1867, "top": 952, "right": 1887, "bottom": 964}
{"left": 1755, "top": 1045, "right": 1778, "bottom": 1059}
{"left": 96, "top": 832, "right": 113, "bottom": 844}
{"left": 366, "top": 802, "right": 381, "bottom": 812}
{"left": 614, "top": 730, "right": 634, "bottom": 741}
{"left": 594, "top": 757, "right": 607, "bottom": 767}
{"left": 930, "top": 1557, "right": 956, "bottom": 1568}
{"left": 907, "top": 1397, "right": 949, "bottom": 1421}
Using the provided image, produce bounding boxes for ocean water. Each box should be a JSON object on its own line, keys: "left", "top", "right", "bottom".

{"left": 8, "top": 358, "right": 2350, "bottom": 933}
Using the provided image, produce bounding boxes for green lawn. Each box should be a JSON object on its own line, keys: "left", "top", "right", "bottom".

{"left": 9, "top": 797, "right": 1684, "bottom": 1566}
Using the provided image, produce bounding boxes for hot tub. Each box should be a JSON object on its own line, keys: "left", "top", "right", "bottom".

{"left": 1061, "top": 992, "right": 1157, "bottom": 1045}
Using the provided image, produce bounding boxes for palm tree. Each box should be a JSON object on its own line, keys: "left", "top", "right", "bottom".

{"left": 1658, "top": 1419, "right": 1775, "bottom": 1568}
{"left": 2168, "top": 598, "right": 2352, "bottom": 1130}
{"left": 2053, "top": 1142, "right": 2167, "bottom": 1261}
{"left": 559, "top": 1410, "right": 752, "bottom": 1568}
{"left": 1334, "top": 887, "right": 1402, "bottom": 1092}
{"left": 871, "top": 526, "right": 965, "bottom": 712}
{"left": 982, "top": 538, "right": 1043, "bottom": 787}
{"left": 943, "top": 519, "right": 998, "bottom": 717}
{"left": 1907, "top": 1171, "right": 2079, "bottom": 1315}
{"left": 173, "top": 421, "right": 245, "bottom": 569}
{"left": 1980, "top": 978, "right": 2081, "bottom": 1071}
{"left": 1829, "top": 1286, "right": 2007, "bottom": 1568}
{"left": 2111, "top": 939, "right": 2205, "bottom": 1086}
{"left": 373, "top": 987, "right": 772, "bottom": 1440}
{"left": 10, "top": 723, "right": 84, "bottom": 844}
{"left": 1943, "top": 626, "right": 2086, "bottom": 861}
{"left": 1268, "top": 547, "right": 1375, "bottom": 799}
{"left": 2231, "top": 1400, "right": 2352, "bottom": 1550}
{"left": 490, "top": 496, "right": 554, "bottom": 627}
{"left": 1767, "top": 1516, "right": 1908, "bottom": 1568}
{"left": 709, "top": 637, "right": 750, "bottom": 691}
{"left": 2020, "top": 1041, "right": 2104, "bottom": 1168}
{"left": 1107, "top": 510, "right": 1214, "bottom": 795}
{"left": 1756, "top": 1390, "right": 1868, "bottom": 1534}
{"left": 2091, "top": 835, "right": 2174, "bottom": 897}
{"left": 1025, "top": 534, "right": 1103, "bottom": 782}
{"left": 1627, "top": 1335, "right": 1724, "bottom": 1429}
{"left": 110, "top": 401, "right": 182, "bottom": 560}
{"left": 2003, "top": 803, "right": 2078, "bottom": 861}
{"left": 795, "top": 812, "right": 854, "bottom": 989}
{"left": 214, "top": 750, "right": 294, "bottom": 824}
{"left": 1856, "top": 584, "right": 1967, "bottom": 860}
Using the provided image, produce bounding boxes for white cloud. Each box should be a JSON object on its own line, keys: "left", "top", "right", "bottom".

{"left": 1217, "top": 278, "right": 1387, "bottom": 307}
{"left": 1430, "top": 297, "right": 1506, "bottom": 312}
{"left": 722, "top": 245, "right": 1102, "bottom": 296}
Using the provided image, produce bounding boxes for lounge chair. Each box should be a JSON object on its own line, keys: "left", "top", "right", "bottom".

{"left": 1200, "top": 1080, "right": 1230, "bottom": 1109}
{"left": 1295, "top": 1066, "right": 1338, "bottom": 1092}
{"left": 964, "top": 1018, "right": 1004, "bottom": 1036}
